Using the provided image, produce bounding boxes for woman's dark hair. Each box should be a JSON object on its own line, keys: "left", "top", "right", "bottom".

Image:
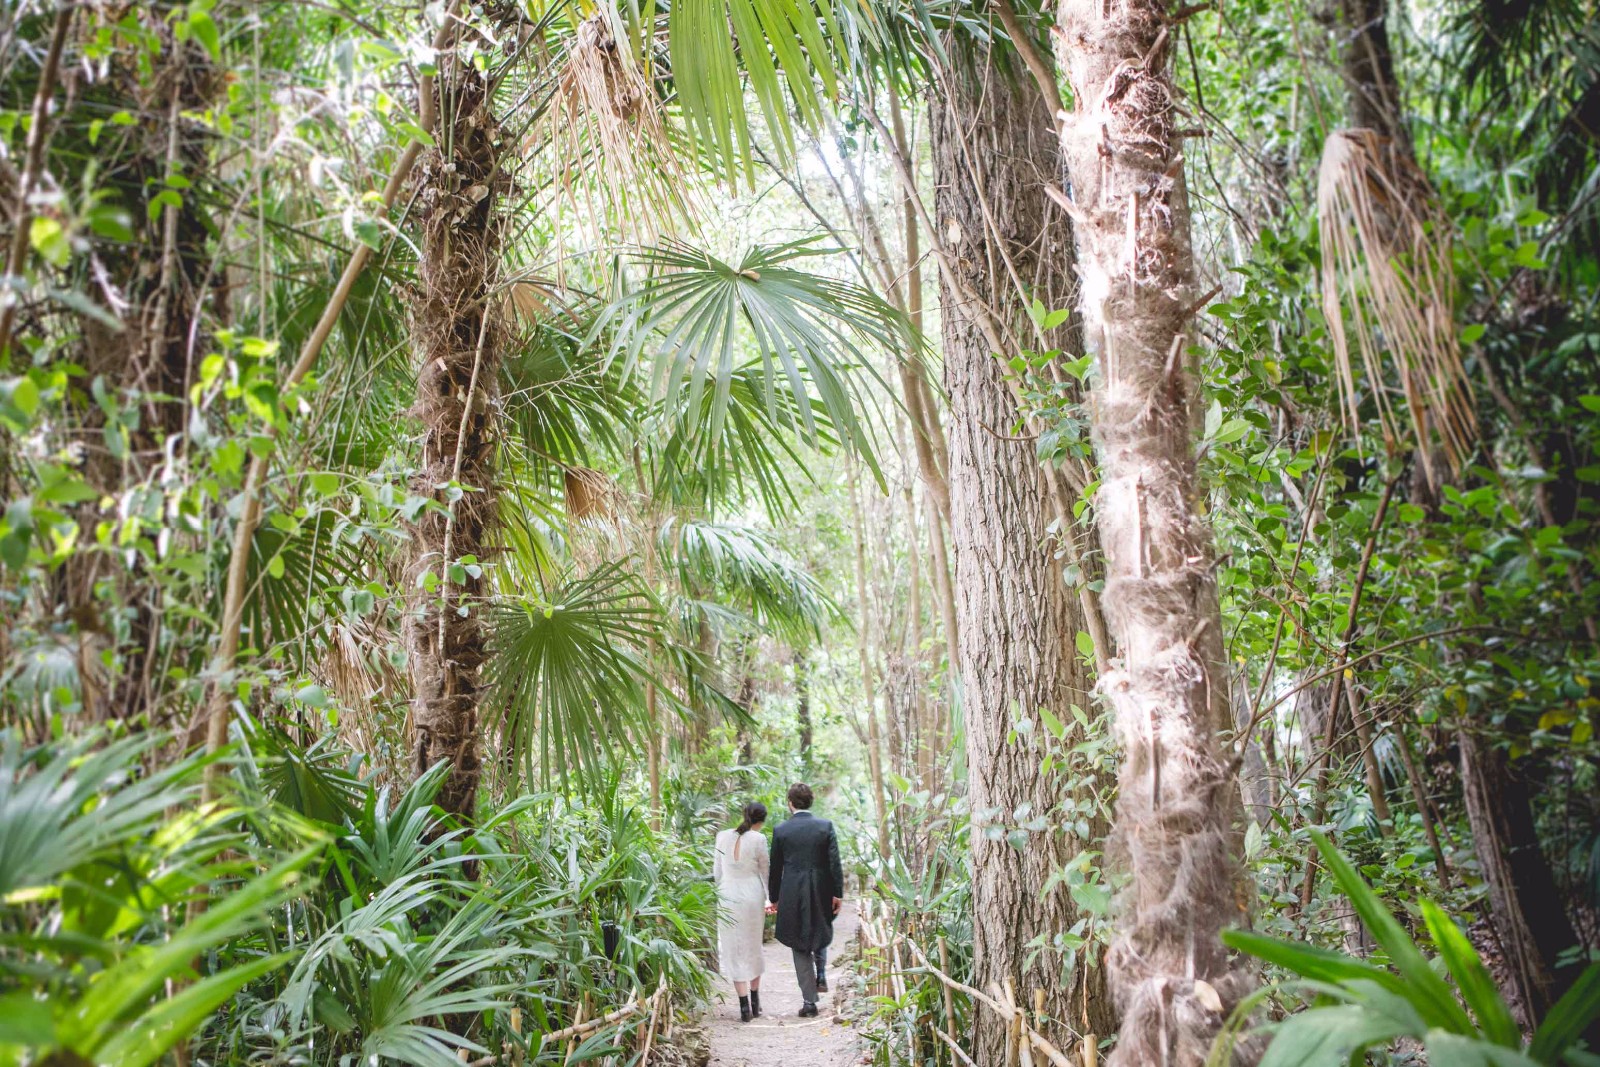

{"left": 735, "top": 801, "right": 767, "bottom": 835}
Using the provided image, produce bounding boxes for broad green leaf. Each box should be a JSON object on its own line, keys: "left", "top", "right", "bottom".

{"left": 1530, "top": 964, "right": 1600, "bottom": 1063}
{"left": 1258, "top": 1003, "right": 1411, "bottom": 1067}
{"left": 1311, "top": 830, "right": 1474, "bottom": 1033}
{"left": 1420, "top": 899, "right": 1520, "bottom": 1048}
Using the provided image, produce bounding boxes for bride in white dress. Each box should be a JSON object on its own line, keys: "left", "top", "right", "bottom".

{"left": 713, "top": 801, "right": 769, "bottom": 1022}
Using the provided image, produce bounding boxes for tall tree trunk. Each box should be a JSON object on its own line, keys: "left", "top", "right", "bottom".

{"left": 795, "top": 649, "right": 814, "bottom": 772}
{"left": 1341, "top": 0, "right": 1404, "bottom": 142}
{"left": 1053, "top": 2, "right": 1253, "bottom": 1061}
{"left": 929, "top": 32, "right": 1113, "bottom": 1060}
{"left": 849, "top": 460, "right": 893, "bottom": 862}
{"left": 1459, "top": 731, "right": 1584, "bottom": 1023}
{"left": 406, "top": 63, "right": 501, "bottom": 825}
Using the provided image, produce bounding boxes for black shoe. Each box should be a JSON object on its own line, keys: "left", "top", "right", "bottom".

{"left": 799, "top": 1004, "right": 819, "bottom": 1018}
{"left": 750, "top": 991, "right": 762, "bottom": 1018}
{"left": 815, "top": 977, "right": 829, "bottom": 993}
{"left": 739, "top": 995, "right": 752, "bottom": 1023}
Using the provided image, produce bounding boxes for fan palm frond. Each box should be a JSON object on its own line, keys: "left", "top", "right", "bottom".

{"left": 0, "top": 730, "right": 201, "bottom": 902}
{"left": 240, "top": 507, "right": 371, "bottom": 665}
{"left": 660, "top": 517, "right": 836, "bottom": 642}
{"left": 484, "top": 563, "right": 671, "bottom": 789}
{"left": 1318, "top": 129, "right": 1476, "bottom": 482}
{"left": 659, "top": 0, "right": 885, "bottom": 184}
{"left": 591, "top": 237, "right": 898, "bottom": 477}
{"left": 651, "top": 363, "right": 837, "bottom": 517}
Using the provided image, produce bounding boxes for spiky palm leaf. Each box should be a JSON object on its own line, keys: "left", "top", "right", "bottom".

{"left": 650, "top": 362, "right": 838, "bottom": 517}
{"left": 657, "top": 0, "right": 884, "bottom": 183}
{"left": 484, "top": 562, "right": 670, "bottom": 789}
{"left": 660, "top": 517, "right": 836, "bottom": 642}
{"left": 590, "top": 237, "right": 899, "bottom": 477}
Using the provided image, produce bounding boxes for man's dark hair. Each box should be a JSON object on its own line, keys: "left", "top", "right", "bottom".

{"left": 787, "top": 782, "right": 814, "bottom": 810}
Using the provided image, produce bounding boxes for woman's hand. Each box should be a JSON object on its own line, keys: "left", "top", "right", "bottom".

{"left": 764, "top": 903, "right": 778, "bottom": 915}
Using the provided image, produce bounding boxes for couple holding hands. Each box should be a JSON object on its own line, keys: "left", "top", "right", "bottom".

{"left": 710, "top": 782, "right": 845, "bottom": 1022}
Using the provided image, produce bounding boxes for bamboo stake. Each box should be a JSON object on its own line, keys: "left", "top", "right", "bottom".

{"left": 1083, "top": 1034, "right": 1098, "bottom": 1067}
{"left": 932, "top": 1026, "right": 979, "bottom": 1067}
{"left": 938, "top": 936, "right": 958, "bottom": 1051}
{"left": 561, "top": 999, "right": 586, "bottom": 1066}
{"left": 1005, "top": 979, "right": 1028, "bottom": 1067}
{"left": 538, "top": 992, "right": 646, "bottom": 1044}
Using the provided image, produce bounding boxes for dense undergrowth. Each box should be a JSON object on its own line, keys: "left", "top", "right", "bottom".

{"left": 0, "top": 726, "right": 717, "bottom": 1067}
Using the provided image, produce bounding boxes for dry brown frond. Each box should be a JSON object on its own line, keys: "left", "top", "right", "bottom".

{"left": 564, "top": 465, "right": 618, "bottom": 524}
{"left": 1318, "top": 128, "right": 1476, "bottom": 482}
{"left": 540, "top": 8, "right": 697, "bottom": 243}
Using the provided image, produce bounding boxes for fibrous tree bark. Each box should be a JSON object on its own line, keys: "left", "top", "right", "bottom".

{"left": 929, "top": 30, "right": 1112, "bottom": 1060}
{"left": 406, "top": 61, "right": 503, "bottom": 825}
{"left": 1053, "top": 0, "right": 1253, "bottom": 1061}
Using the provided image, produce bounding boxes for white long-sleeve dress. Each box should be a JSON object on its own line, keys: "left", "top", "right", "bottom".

{"left": 712, "top": 827, "right": 769, "bottom": 982}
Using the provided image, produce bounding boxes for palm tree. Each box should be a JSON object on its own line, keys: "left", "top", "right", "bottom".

{"left": 1052, "top": 0, "right": 1254, "bottom": 1061}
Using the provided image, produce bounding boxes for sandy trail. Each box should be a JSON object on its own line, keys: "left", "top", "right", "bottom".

{"left": 704, "top": 901, "right": 864, "bottom": 1067}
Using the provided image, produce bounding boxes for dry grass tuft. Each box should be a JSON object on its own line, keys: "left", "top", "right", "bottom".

{"left": 1319, "top": 128, "right": 1475, "bottom": 482}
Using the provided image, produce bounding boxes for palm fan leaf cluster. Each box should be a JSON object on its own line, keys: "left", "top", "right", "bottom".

{"left": 484, "top": 562, "right": 667, "bottom": 787}
{"left": 592, "top": 237, "right": 901, "bottom": 473}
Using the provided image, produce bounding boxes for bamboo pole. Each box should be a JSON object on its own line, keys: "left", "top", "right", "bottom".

{"left": 199, "top": 2, "right": 463, "bottom": 789}
{"left": 932, "top": 1026, "right": 979, "bottom": 1067}
{"left": 938, "top": 935, "right": 958, "bottom": 1052}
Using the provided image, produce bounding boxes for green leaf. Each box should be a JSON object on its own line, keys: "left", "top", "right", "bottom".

{"left": 29, "top": 217, "right": 70, "bottom": 268}
{"left": 94, "top": 954, "right": 291, "bottom": 1067}
{"left": 1259, "top": 1003, "right": 1412, "bottom": 1067}
{"left": 1310, "top": 831, "right": 1475, "bottom": 1033}
{"left": 2, "top": 377, "right": 39, "bottom": 419}
{"left": 0, "top": 992, "right": 54, "bottom": 1046}
{"left": 1224, "top": 929, "right": 1404, "bottom": 993}
{"left": 1423, "top": 1031, "right": 1542, "bottom": 1067}
{"left": 1420, "top": 899, "right": 1520, "bottom": 1047}
{"left": 1530, "top": 964, "right": 1600, "bottom": 1063}
{"left": 186, "top": 9, "right": 221, "bottom": 60}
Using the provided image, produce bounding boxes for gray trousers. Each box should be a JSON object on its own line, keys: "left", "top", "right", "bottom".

{"left": 790, "top": 945, "right": 828, "bottom": 1006}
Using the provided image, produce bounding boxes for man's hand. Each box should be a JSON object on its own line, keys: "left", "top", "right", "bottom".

{"left": 831, "top": 896, "right": 842, "bottom": 916}
{"left": 764, "top": 903, "right": 778, "bottom": 915}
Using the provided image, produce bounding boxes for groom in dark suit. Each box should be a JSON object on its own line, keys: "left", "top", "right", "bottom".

{"left": 767, "top": 781, "right": 844, "bottom": 1017}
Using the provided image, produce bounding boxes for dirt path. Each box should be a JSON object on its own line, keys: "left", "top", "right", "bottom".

{"left": 704, "top": 901, "right": 864, "bottom": 1067}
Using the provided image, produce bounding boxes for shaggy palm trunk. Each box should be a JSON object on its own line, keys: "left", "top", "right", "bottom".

{"left": 406, "top": 64, "right": 502, "bottom": 824}
{"left": 929, "top": 34, "right": 1112, "bottom": 1059}
{"left": 1054, "top": 1, "right": 1252, "bottom": 1061}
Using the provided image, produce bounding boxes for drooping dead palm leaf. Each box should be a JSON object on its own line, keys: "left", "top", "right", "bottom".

{"left": 545, "top": 8, "right": 697, "bottom": 240}
{"left": 1318, "top": 128, "right": 1477, "bottom": 482}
